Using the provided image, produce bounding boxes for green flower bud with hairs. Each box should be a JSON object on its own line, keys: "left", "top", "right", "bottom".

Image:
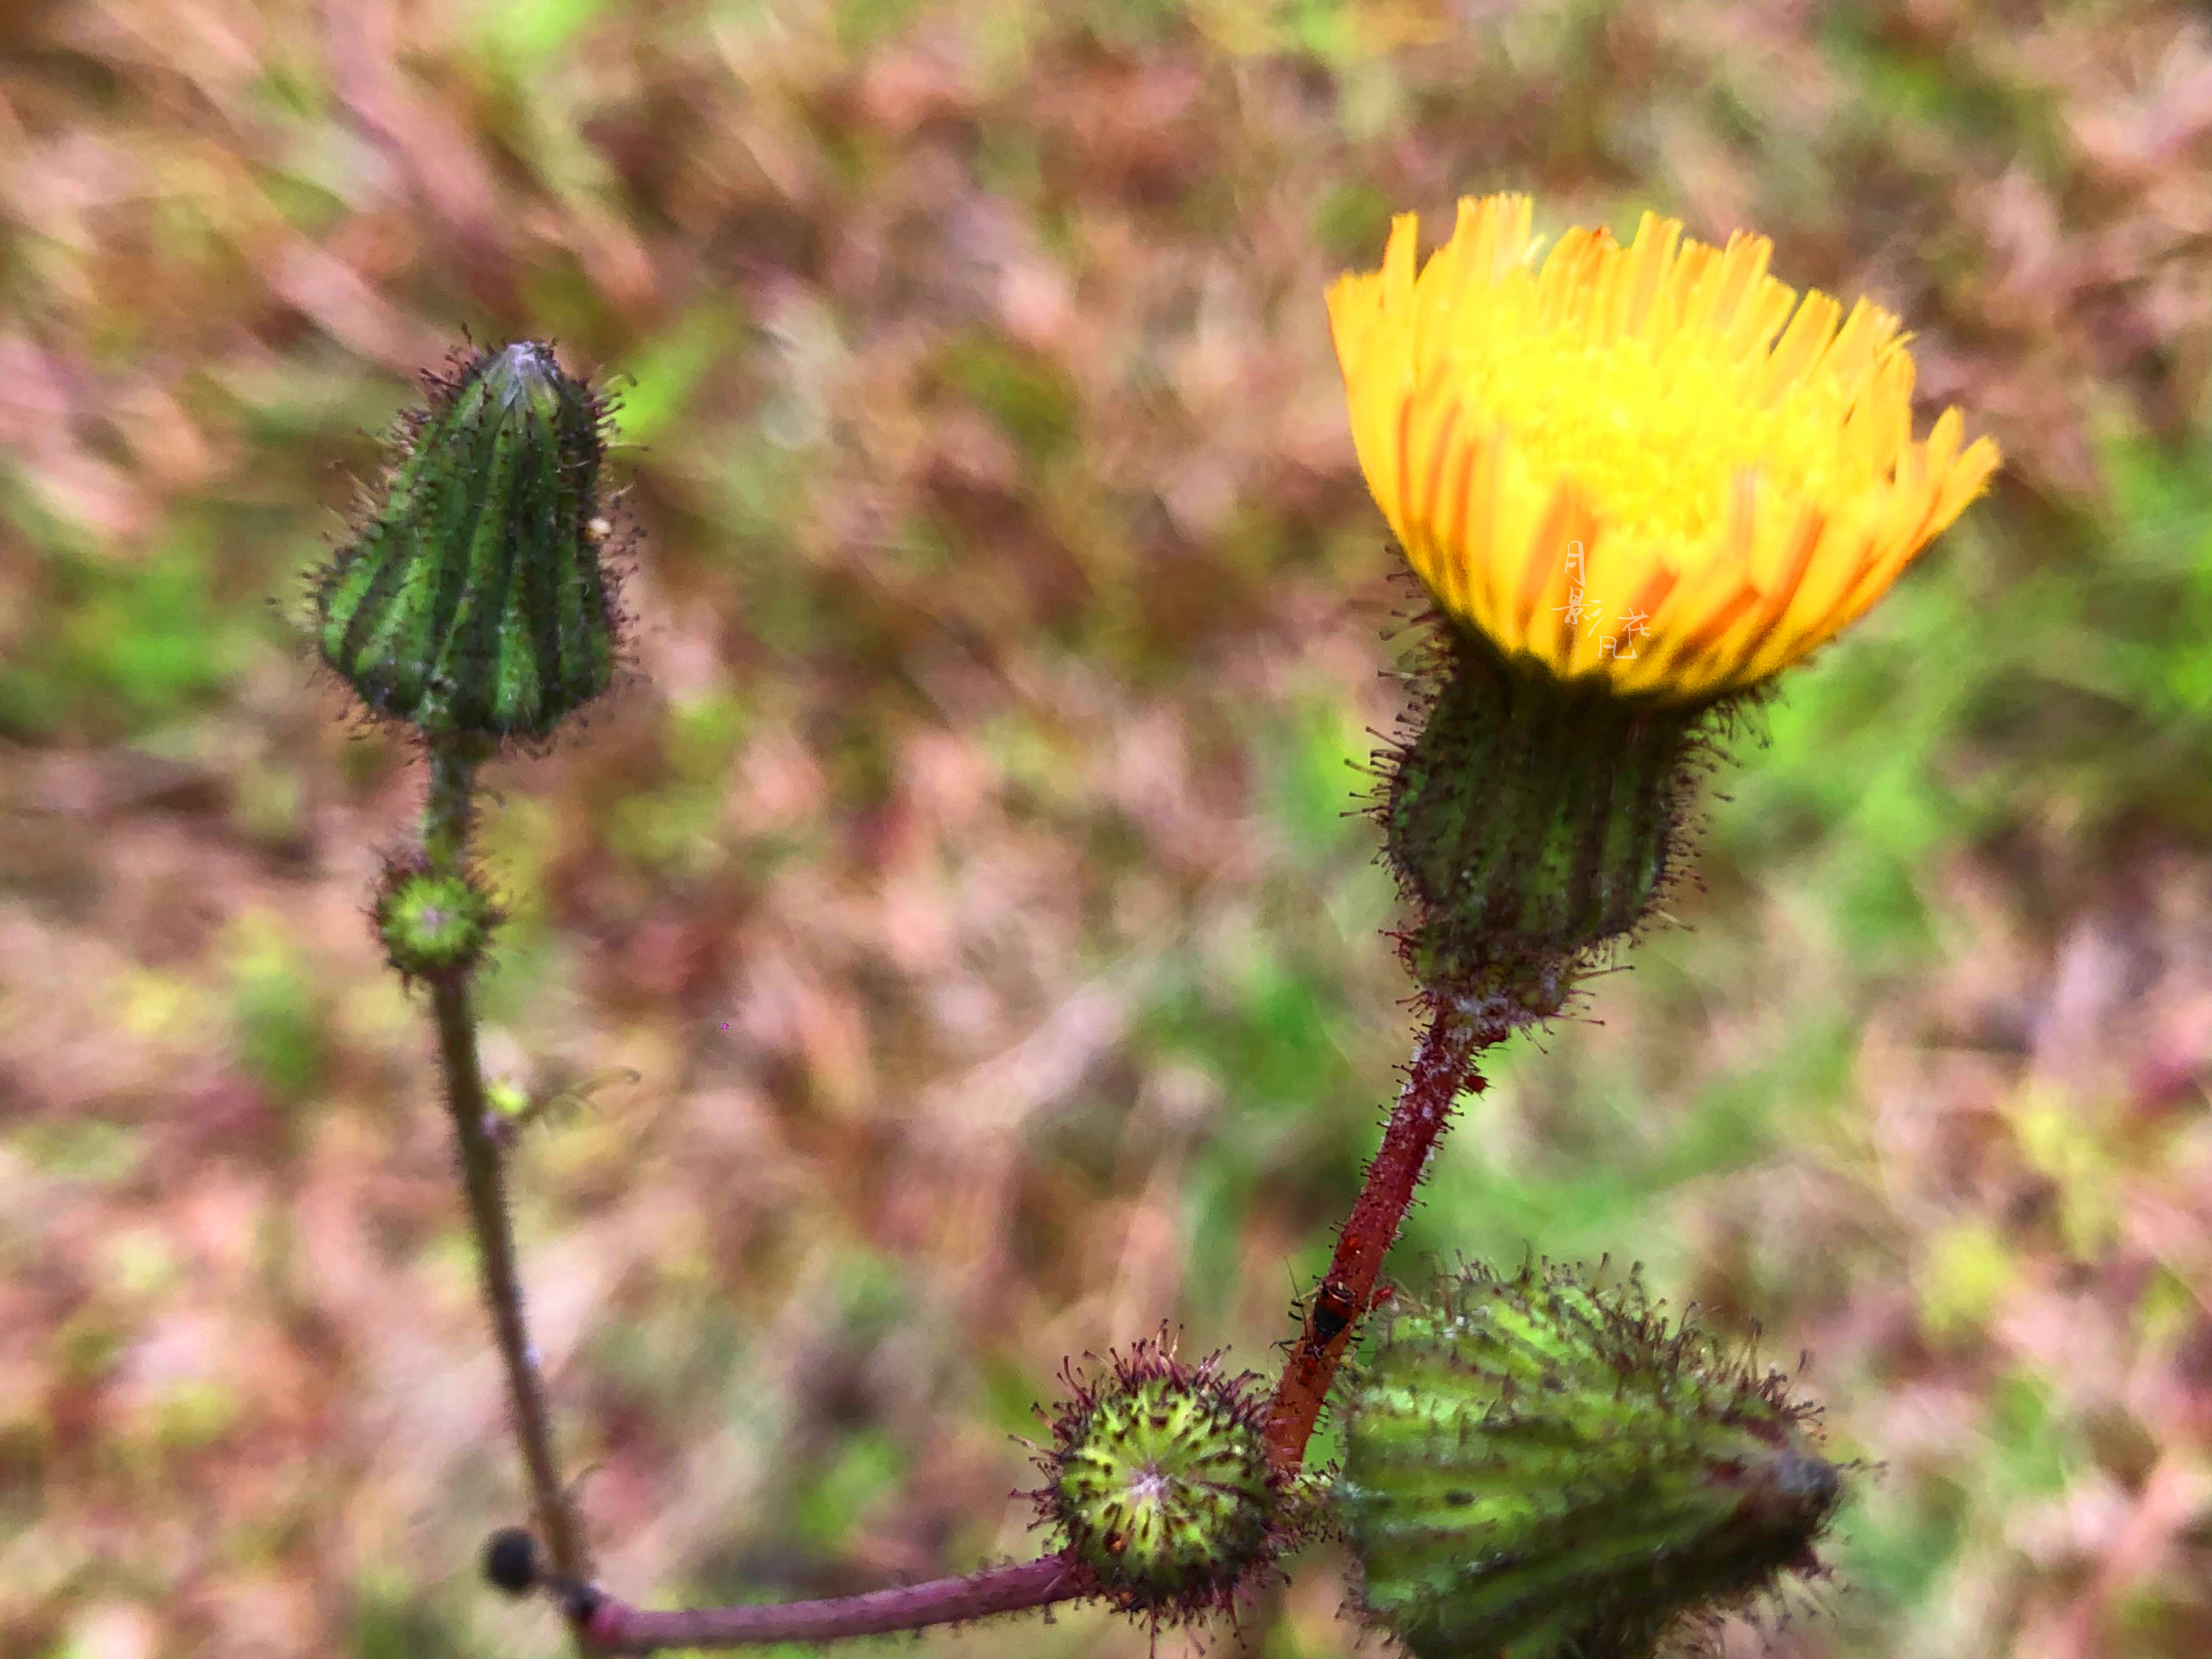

{"left": 316, "top": 340, "right": 624, "bottom": 746}
{"left": 1337, "top": 1259, "right": 1846, "bottom": 1659}
{"left": 1032, "top": 1335, "right": 1309, "bottom": 1630}
{"left": 372, "top": 852, "right": 501, "bottom": 984}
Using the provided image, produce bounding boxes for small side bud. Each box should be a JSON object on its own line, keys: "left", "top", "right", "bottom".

{"left": 1380, "top": 624, "right": 1711, "bottom": 1028}
{"left": 317, "top": 341, "right": 622, "bottom": 746}
{"left": 1338, "top": 1259, "right": 1845, "bottom": 1659}
{"left": 373, "top": 853, "right": 500, "bottom": 982}
{"left": 481, "top": 1526, "right": 540, "bottom": 1596}
{"left": 1032, "top": 1335, "right": 1300, "bottom": 1629}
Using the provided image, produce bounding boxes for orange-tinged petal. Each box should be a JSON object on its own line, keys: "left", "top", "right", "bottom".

{"left": 1330, "top": 192, "right": 2001, "bottom": 702}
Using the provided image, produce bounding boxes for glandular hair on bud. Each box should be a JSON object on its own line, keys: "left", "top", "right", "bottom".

{"left": 1033, "top": 1335, "right": 1297, "bottom": 1629}
{"left": 1380, "top": 623, "right": 1710, "bottom": 1018}
{"left": 373, "top": 854, "right": 500, "bottom": 983}
{"left": 1338, "top": 1259, "right": 1845, "bottom": 1659}
{"left": 316, "top": 341, "right": 622, "bottom": 746}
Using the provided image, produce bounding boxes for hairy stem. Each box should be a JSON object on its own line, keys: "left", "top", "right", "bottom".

{"left": 1263, "top": 1005, "right": 1485, "bottom": 1474}
{"left": 574, "top": 1554, "right": 1084, "bottom": 1654}
{"left": 421, "top": 742, "right": 584, "bottom": 1579}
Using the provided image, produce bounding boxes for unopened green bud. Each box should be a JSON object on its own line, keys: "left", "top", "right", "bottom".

{"left": 1380, "top": 625, "right": 1706, "bottom": 1018}
{"left": 317, "top": 341, "right": 621, "bottom": 744}
{"left": 1338, "top": 1259, "right": 1844, "bottom": 1659}
{"left": 481, "top": 1526, "right": 541, "bottom": 1596}
{"left": 1034, "top": 1337, "right": 1294, "bottom": 1627}
{"left": 374, "top": 855, "right": 500, "bottom": 981}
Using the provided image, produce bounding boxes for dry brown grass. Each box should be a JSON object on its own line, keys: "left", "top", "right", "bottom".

{"left": 4, "top": 2, "right": 2212, "bottom": 1656}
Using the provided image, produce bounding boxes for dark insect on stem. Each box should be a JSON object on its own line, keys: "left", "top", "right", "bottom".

{"left": 1310, "top": 1280, "right": 1358, "bottom": 1347}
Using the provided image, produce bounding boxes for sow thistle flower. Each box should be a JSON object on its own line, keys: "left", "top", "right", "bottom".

{"left": 1331, "top": 194, "right": 1999, "bottom": 1006}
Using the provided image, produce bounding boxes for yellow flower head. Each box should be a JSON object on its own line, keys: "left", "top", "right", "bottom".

{"left": 1329, "top": 194, "right": 2000, "bottom": 704}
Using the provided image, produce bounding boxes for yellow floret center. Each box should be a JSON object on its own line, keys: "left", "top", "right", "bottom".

{"left": 1465, "top": 328, "right": 1853, "bottom": 550}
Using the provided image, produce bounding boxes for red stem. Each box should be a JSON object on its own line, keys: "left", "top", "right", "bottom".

{"left": 575, "top": 1555, "right": 1084, "bottom": 1654}
{"left": 1263, "top": 1003, "right": 1483, "bottom": 1474}
{"left": 532, "top": 1007, "right": 1486, "bottom": 1649}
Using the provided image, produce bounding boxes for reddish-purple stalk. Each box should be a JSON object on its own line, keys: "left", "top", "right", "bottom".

{"left": 573, "top": 1554, "right": 1083, "bottom": 1654}
{"left": 486, "top": 997, "right": 1486, "bottom": 1649}
{"left": 532, "top": 1008, "right": 1483, "bottom": 1647}
{"left": 1262, "top": 1002, "right": 1484, "bottom": 1474}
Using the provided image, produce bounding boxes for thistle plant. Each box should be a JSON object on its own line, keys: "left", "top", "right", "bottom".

{"left": 313, "top": 196, "right": 1996, "bottom": 1657}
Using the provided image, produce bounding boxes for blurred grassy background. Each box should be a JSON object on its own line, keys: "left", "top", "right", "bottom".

{"left": 3, "top": 1, "right": 2212, "bottom": 1655}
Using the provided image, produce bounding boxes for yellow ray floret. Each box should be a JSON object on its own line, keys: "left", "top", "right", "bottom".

{"left": 1328, "top": 193, "right": 2001, "bottom": 703}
